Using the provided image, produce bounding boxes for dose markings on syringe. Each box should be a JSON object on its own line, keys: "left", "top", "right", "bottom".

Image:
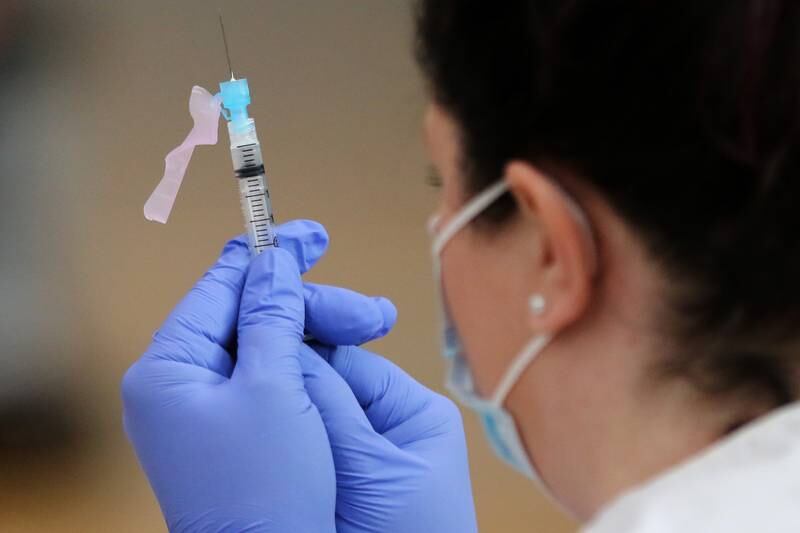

{"left": 239, "top": 175, "right": 276, "bottom": 252}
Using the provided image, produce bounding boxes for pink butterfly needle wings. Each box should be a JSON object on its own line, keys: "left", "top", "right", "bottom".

{"left": 144, "top": 86, "right": 222, "bottom": 223}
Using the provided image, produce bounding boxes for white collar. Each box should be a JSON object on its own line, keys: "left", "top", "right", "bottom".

{"left": 583, "top": 402, "right": 800, "bottom": 533}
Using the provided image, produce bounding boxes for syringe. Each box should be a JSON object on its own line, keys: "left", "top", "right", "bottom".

{"left": 216, "top": 14, "right": 276, "bottom": 255}
{"left": 220, "top": 76, "right": 321, "bottom": 342}
{"left": 144, "top": 15, "right": 278, "bottom": 256}
{"left": 219, "top": 78, "right": 277, "bottom": 255}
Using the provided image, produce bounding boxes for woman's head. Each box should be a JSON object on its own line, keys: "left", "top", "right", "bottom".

{"left": 417, "top": 0, "right": 800, "bottom": 519}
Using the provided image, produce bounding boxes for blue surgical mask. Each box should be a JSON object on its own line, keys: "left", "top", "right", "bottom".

{"left": 428, "top": 180, "right": 554, "bottom": 487}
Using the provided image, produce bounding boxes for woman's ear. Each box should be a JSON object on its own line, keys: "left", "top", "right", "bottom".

{"left": 505, "top": 161, "right": 597, "bottom": 333}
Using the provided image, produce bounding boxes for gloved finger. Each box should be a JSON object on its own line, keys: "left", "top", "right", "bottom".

{"left": 178, "top": 220, "right": 329, "bottom": 364}
{"left": 312, "top": 345, "right": 450, "bottom": 439}
{"left": 234, "top": 247, "right": 305, "bottom": 382}
{"left": 146, "top": 235, "right": 249, "bottom": 376}
{"left": 304, "top": 283, "right": 397, "bottom": 346}
{"left": 274, "top": 219, "right": 329, "bottom": 275}
{"left": 299, "top": 344, "right": 396, "bottom": 452}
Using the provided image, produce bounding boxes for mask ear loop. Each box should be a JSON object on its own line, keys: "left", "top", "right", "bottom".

{"left": 432, "top": 178, "right": 598, "bottom": 276}
{"left": 431, "top": 174, "right": 599, "bottom": 406}
{"left": 431, "top": 180, "right": 509, "bottom": 256}
{"left": 487, "top": 179, "right": 599, "bottom": 406}
{"left": 490, "top": 334, "right": 553, "bottom": 406}
{"left": 556, "top": 184, "right": 600, "bottom": 278}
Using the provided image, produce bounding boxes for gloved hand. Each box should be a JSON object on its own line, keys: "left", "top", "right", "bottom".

{"left": 122, "top": 220, "right": 396, "bottom": 533}
{"left": 300, "top": 343, "right": 478, "bottom": 533}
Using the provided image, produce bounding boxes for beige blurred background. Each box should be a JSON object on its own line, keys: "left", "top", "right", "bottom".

{"left": 0, "top": 1, "right": 574, "bottom": 531}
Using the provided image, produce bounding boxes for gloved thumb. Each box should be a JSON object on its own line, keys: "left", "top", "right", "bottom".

{"left": 234, "top": 247, "right": 304, "bottom": 382}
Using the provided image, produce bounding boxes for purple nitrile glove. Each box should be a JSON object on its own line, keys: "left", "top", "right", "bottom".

{"left": 122, "top": 220, "right": 396, "bottom": 532}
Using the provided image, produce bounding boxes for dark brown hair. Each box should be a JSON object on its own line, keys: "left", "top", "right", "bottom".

{"left": 415, "top": 0, "right": 800, "bottom": 405}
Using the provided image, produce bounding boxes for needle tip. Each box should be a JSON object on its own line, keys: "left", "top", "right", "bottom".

{"left": 218, "top": 12, "right": 234, "bottom": 80}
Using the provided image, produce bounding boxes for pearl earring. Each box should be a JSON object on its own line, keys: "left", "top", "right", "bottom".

{"left": 529, "top": 294, "right": 546, "bottom": 315}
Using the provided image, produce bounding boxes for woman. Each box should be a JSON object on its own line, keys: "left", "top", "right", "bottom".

{"left": 123, "top": 0, "right": 800, "bottom": 531}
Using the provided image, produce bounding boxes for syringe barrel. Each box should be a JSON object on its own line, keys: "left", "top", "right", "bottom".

{"left": 227, "top": 120, "right": 277, "bottom": 255}
{"left": 238, "top": 174, "right": 276, "bottom": 254}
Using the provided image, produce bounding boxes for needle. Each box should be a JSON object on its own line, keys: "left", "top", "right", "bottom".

{"left": 218, "top": 12, "right": 235, "bottom": 81}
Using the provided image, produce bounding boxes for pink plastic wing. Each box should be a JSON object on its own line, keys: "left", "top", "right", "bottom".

{"left": 144, "top": 86, "right": 221, "bottom": 223}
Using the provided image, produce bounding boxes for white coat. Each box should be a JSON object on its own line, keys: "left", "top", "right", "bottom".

{"left": 583, "top": 402, "right": 800, "bottom": 532}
